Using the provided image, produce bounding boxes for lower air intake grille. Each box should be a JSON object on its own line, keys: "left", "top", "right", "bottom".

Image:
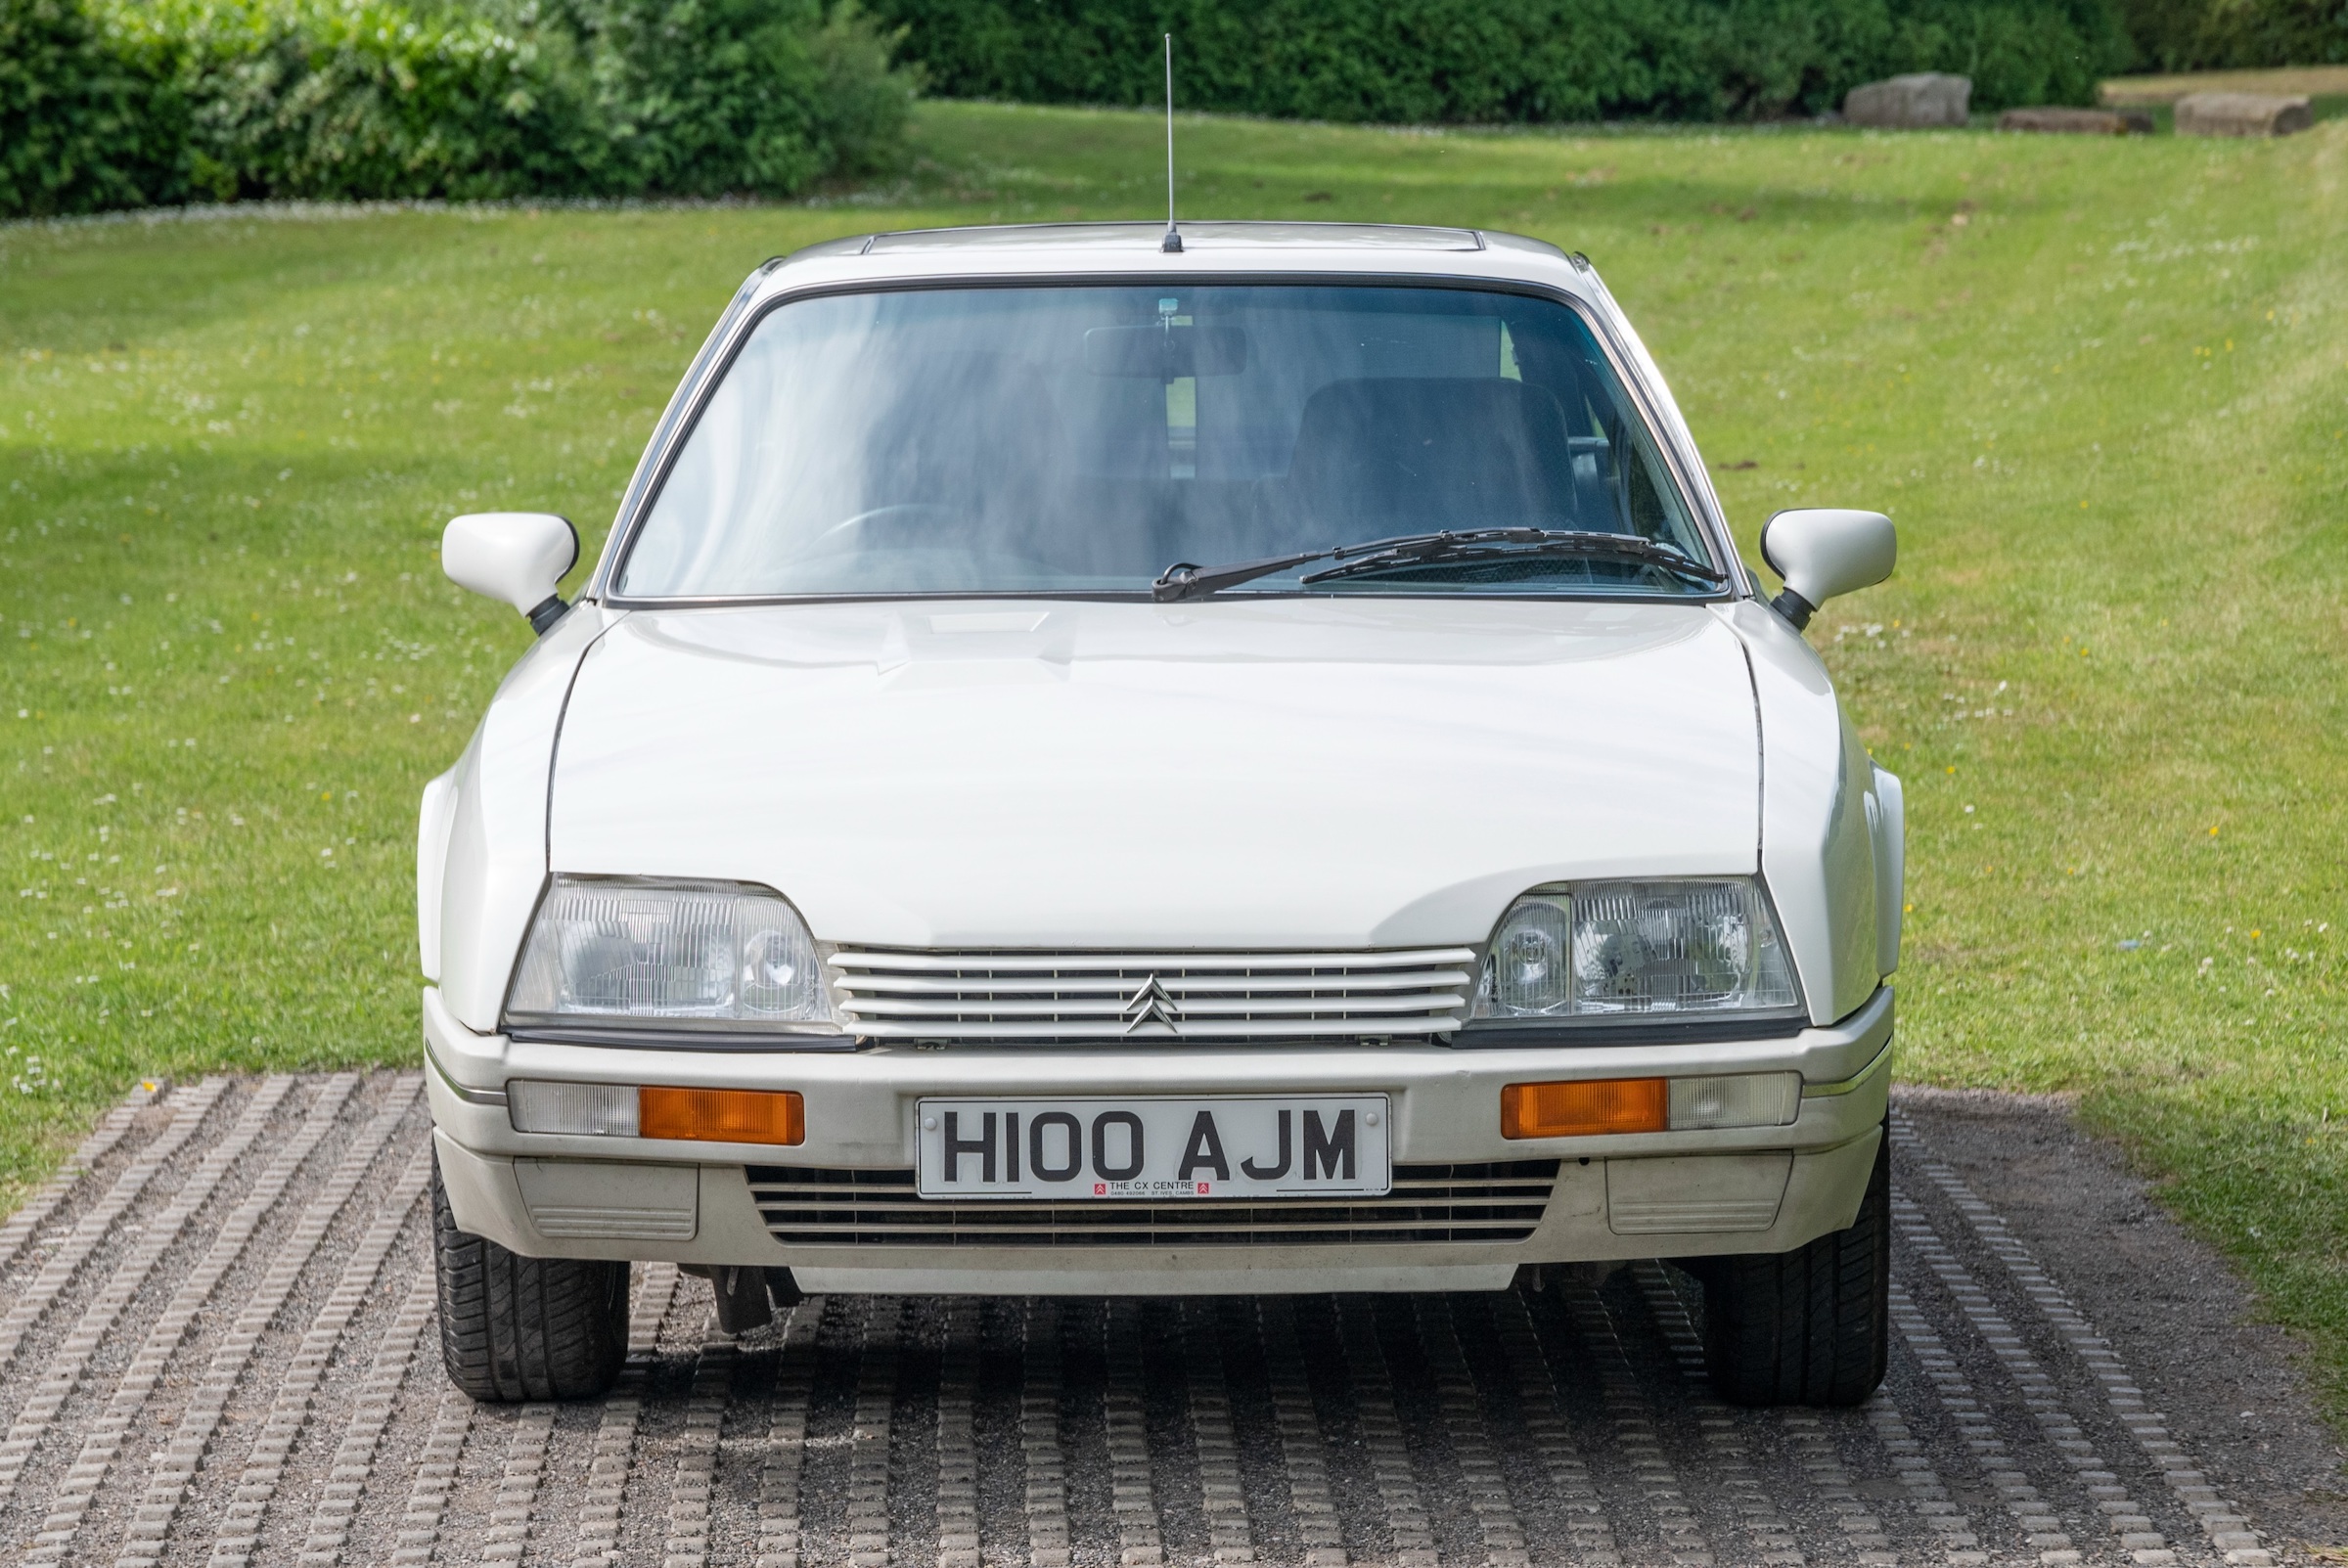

{"left": 744, "top": 1160, "right": 1558, "bottom": 1248}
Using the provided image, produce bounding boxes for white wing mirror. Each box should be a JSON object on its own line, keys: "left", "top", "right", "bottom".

{"left": 1758, "top": 508, "right": 1896, "bottom": 631}
{"left": 442, "top": 513, "right": 579, "bottom": 636}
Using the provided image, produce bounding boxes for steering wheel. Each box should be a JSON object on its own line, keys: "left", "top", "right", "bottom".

{"left": 802, "top": 503, "right": 967, "bottom": 557}
{"left": 781, "top": 502, "right": 1067, "bottom": 589}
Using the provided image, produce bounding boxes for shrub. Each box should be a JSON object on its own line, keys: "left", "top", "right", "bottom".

{"left": 807, "top": 2, "right": 926, "bottom": 177}
{"left": 2118, "top": 0, "right": 2347, "bottom": 70}
{"left": 859, "top": 0, "right": 2133, "bottom": 120}
{"left": 110, "top": 0, "right": 610, "bottom": 202}
{"left": 576, "top": 0, "right": 918, "bottom": 197}
{"left": 0, "top": 0, "right": 921, "bottom": 216}
{"left": 0, "top": 0, "right": 163, "bottom": 214}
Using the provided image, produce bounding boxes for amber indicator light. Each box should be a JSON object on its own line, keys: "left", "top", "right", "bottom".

{"left": 638, "top": 1086, "right": 805, "bottom": 1145}
{"left": 1501, "top": 1078, "right": 1669, "bottom": 1139}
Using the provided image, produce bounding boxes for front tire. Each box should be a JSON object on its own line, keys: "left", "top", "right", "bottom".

{"left": 1696, "top": 1128, "right": 1890, "bottom": 1407}
{"left": 432, "top": 1151, "right": 630, "bottom": 1401}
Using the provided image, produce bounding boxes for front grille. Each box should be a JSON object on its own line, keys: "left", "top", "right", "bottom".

{"left": 825, "top": 947, "right": 1477, "bottom": 1043}
{"left": 745, "top": 1160, "right": 1558, "bottom": 1247}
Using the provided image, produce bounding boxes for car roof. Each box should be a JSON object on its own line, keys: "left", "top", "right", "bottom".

{"left": 858, "top": 220, "right": 1488, "bottom": 253}
{"left": 760, "top": 220, "right": 1587, "bottom": 296}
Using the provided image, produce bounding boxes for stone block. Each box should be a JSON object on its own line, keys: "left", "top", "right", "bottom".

{"left": 2175, "top": 92, "right": 2312, "bottom": 137}
{"left": 1998, "top": 108, "right": 2137, "bottom": 135}
{"left": 1849, "top": 73, "right": 1973, "bottom": 127}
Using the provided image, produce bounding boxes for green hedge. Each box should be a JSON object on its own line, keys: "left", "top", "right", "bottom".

{"left": 1, "top": 0, "right": 162, "bottom": 214}
{"left": 2118, "top": 0, "right": 2347, "bottom": 70}
{"left": 0, "top": 0, "right": 921, "bottom": 216}
{"left": 860, "top": 0, "right": 2133, "bottom": 120}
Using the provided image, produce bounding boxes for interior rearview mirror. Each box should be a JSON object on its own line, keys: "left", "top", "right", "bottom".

{"left": 1758, "top": 508, "right": 1896, "bottom": 631}
{"left": 443, "top": 512, "right": 579, "bottom": 636}
{"left": 1084, "top": 325, "right": 1248, "bottom": 379}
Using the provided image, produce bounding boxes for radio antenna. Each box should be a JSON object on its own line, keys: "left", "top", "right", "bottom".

{"left": 1161, "top": 33, "right": 1182, "bottom": 253}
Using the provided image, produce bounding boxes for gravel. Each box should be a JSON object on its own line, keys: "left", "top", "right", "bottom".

{"left": 1897, "top": 1087, "right": 2348, "bottom": 1559}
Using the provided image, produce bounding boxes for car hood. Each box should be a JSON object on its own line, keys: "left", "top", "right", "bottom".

{"left": 548, "top": 598, "right": 1760, "bottom": 949}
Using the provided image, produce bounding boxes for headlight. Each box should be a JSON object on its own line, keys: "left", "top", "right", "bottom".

{"left": 1474, "top": 878, "right": 1799, "bottom": 1019}
{"left": 507, "top": 876, "right": 840, "bottom": 1033}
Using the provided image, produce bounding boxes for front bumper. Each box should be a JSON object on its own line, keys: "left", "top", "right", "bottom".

{"left": 425, "top": 984, "right": 1892, "bottom": 1294}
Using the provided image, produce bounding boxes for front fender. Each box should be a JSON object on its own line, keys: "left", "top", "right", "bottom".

{"left": 1869, "top": 763, "right": 1905, "bottom": 975}
{"left": 429, "top": 605, "right": 621, "bottom": 1031}
{"left": 1725, "top": 601, "right": 1881, "bottom": 1023}
{"left": 417, "top": 764, "right": 460, "bottom": 980}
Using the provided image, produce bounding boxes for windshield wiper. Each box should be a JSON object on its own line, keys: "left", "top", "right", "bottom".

{"left": 1152, "top": 545, "right": 1347, "bottom": 603}
{"left": 1151, "top": 527, "right": 1722, "bottom": 603}
{"left": 1303, "top": 528, "right": 1726, "bottom": 588}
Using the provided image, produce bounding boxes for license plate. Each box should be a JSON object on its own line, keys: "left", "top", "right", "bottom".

{"left": 915, "top": 1096, "right": 1391, "bottom": 1200}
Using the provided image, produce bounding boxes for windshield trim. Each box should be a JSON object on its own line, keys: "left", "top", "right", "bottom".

{"left": 602, "top": 258, "right": 786, "bottom": 569}
{"left": 591, "top": 272, "right": 1746, "bottom": 609}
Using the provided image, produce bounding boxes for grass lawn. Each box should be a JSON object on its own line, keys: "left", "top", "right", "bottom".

{"left": 4, "top": 102, "right": 2344, "bottom": 1409}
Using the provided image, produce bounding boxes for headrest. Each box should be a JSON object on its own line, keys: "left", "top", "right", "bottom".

{"left": 1285, "top": 377, "right": 1576, "bottom": 529}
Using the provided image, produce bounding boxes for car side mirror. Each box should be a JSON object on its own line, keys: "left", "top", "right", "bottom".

{"left": 442, "top": 513, "right": 579, "bottom": 636}
{"left": 1758, "top": 508, "right": 1895, "bottom": 631}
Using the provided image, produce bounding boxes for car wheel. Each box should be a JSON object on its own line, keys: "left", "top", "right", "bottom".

{"left": 1696, "top": 1126, "right": 1890, "bottom": 1407}
{"left": 432, "top": 1150, "right": 630, "bottom": 1402}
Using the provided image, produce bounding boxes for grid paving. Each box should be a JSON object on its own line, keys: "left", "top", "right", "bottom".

{"left": 0, "top": 1074, "right": 2284, "bottom": 1567}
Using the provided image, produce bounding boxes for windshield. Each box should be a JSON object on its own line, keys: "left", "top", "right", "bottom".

{"left": 616, "top": 284, "right": 1720, "bottom": 601}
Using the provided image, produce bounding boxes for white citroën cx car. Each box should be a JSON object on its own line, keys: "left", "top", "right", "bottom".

{"left": 419, "top": 220, "right": 1904, "bottom": 1407}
